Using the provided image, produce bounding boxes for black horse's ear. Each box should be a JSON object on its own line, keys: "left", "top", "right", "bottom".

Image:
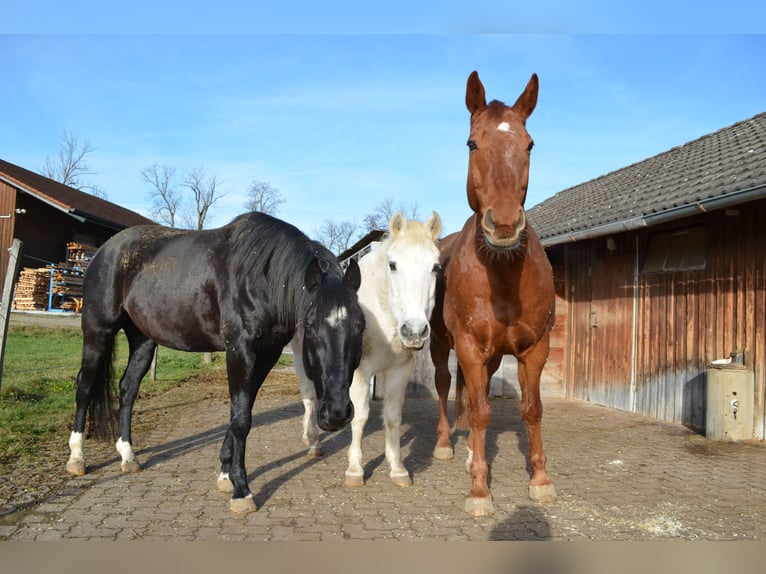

{"left": 305, "top": 257, "right": 324, "bottom": 291}
{"left": 344, "top": 258, "right": 361, "bottom": 292}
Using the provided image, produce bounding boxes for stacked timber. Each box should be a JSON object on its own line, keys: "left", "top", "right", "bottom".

{"left": 12, "top": 241, "right": 96, "bottom": 312}
{"left": 65, "top": 242, "right": 97, "bottom": 267}
{"left": 12, "top": 268, "right": 51, "bottom": 310}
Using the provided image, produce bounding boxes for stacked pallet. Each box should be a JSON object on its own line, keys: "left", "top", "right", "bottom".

{"left": 12, "top": 268, "right": 51, "bottom": 310}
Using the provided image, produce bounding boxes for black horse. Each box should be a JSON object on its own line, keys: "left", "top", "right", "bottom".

{"left": 66, "top": 212, "right": 364, "bottom": 513}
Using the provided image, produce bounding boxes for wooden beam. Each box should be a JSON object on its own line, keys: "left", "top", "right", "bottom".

{"left": 0, "top": 239, "right": 23, "bottom": 389}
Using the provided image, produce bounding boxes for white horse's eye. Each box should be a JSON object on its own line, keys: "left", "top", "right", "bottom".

{"left": 432, "top": 263, "right": 440, "bottom": 273}
{"left": 389, "top": 261, "right": 397, "bottom": 272}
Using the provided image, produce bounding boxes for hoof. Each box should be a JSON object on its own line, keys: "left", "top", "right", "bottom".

{"left": 229, "top": 495, "right": 256, "bottom": 514}
{"left": 307, "top": 445, "right": 323, "bottom": 458}
{"left": 465, "top": 496, "right": 495, "bottom": 517}
{"left": 66, "top": 459, "right": 86, "bottom": 476}
{"left": 345, "top": 473, "right": 365, "bottom": 487}
{"left": 529, "top": 483, "right": 557, "bottom": 503}
{"left": 433, "top": 446, "right": 454, "bottom": 460}
{"left": 390, "top": 473, "right": 412, "bottom": 487}
{"left": 216, "top": 474, "right": 234, "bottom": 493}
{"left": 120, "top": 460, "right": 141, "bottom": 473}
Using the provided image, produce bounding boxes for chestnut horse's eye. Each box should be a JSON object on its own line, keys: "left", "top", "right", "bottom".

{"left": 467, "top": 139, "right": 477, "bottom": 151}
{"left": 528, "top": 140, "right": 535, "bottom": 153}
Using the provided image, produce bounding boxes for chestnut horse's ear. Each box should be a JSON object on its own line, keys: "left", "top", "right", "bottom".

{"left": 465, "top": 70, "right": 486, "bottom": 114}
{"left": 511, "top": 73, "right": 539, "bottom": 122}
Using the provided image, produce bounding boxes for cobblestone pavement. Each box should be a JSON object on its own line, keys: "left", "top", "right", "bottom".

{"left": 2, "top": 392, "right": 766, "bottom": 541}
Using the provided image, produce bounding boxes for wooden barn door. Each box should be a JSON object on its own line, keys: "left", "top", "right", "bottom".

{"left": 586, "top": 251, "right": 635, "bottom": 409}
{"left": 567, "top": 241, "right": 636, "bottom": 410}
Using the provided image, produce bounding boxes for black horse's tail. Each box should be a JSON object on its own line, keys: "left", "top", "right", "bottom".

{"left": 83, "top": 340, "right": 118, "bottom": 441}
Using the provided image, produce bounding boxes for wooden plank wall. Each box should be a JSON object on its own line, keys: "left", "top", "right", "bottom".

{"left": 561, "top": 200, "right": 766, "bottom": 440}
{"left": 0, "top": 182, "right": 18, "bottom": 293}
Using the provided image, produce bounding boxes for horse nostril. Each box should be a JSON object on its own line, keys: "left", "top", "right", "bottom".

{"left": 420, "top": 323, "right": 430, "bottom": 338}
{"left": 516, "top": 208, "right": 527, "bottom": 234}
{"left": 484, "top": 209, "right": 495, "bottom": 232}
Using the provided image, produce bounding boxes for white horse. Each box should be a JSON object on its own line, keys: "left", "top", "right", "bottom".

{"left": 293, "top": 211, "right": 441, "bottom": 487}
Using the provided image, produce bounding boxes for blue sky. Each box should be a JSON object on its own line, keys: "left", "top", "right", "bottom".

{"left": 2, "top": 10, "right": 765, "bottom": 239}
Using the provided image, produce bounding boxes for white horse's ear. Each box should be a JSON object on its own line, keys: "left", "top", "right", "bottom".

{"left": 389, "top": 211, "right": 406, "bottom": 238}
{"left": 425, "top": 211, "right": 442, "bottom": 241}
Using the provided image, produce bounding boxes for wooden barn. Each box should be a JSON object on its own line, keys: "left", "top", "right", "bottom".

{"left": 0, "top": 158, "right": 154, "bottom": 306}
{"left": 528, "top": 112, "right": 766, "bottom": 440}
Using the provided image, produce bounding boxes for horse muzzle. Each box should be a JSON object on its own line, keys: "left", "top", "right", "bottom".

{"left": 482, "top": 207, "right": 526, "bottom": 251}
{"left": 317, "top": 399, "right": 354, "bottom": 431}
{"left": 399, "top": 320, "right": 430, "bottom": 350}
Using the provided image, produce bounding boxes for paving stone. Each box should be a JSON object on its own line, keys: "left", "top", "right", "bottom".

{"left": 2, "top": 395, "right": 765, "bottom": 541}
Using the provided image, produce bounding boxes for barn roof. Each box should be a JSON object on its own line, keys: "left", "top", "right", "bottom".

{"left": 527, "top": 112, "right": 766, "bottom": 246}
{"left": 0, "top": 158, "right": 153, "bottom": 230}
{"left": 338, "top": 228, "right": 386, "bottom": 263}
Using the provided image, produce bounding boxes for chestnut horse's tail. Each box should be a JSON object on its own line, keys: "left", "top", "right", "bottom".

{"left": 454, "top": 366, "right": 470, "bottom": 431}
{"left": 82, "top": 340, "right": 118, "bottom": 441}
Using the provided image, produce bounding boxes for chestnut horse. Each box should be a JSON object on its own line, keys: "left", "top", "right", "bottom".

{"left": 429, "top": 71, "right": 556, "bottom": 516}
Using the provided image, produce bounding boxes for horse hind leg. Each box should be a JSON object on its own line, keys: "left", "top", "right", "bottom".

{"left": 430, "top": 339, "right": 454, "bottom": 460}
{"left": 293, "top": 338, "right": 322, "bottom": 457}
{"left": 67, "top": 331, "right": 118, "bottom": 476}
{"left": 517, "top": 334, "right": 557, "bottom": 503}
{"left": 114, "top": 323, "right": 157, "bottom": 473}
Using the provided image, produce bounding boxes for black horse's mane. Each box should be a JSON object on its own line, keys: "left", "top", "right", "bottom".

{"left": 226, "top": 212, "right": 344, "bottom": 328}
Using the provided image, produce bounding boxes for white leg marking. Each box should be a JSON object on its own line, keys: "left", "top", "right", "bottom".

{"left": 66, "top": 431, "right": 86, "bottom": 475}
{"left": 69, "top": 431, "right": 84, "bottom": 460}
{"left": 116, "top": 437, "right": 136, "bottom": 464}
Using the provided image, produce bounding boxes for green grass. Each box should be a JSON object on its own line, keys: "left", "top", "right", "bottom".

{"left": 0, "top": 325, "right": 293, "bottom": 463}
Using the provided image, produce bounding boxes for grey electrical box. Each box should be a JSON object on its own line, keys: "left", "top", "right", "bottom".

{"left": 705, "top": 362, "right": 754, "bottom": 441}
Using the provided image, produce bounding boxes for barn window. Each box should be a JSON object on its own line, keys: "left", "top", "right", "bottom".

{"left": 641, "top": 226, "right": 706, "bottom": 273}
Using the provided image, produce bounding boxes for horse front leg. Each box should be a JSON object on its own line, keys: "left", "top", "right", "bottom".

{"left": 345, "top": 368, "right": 371, "bottom": 487}
{"left": 517, "top": 333, "right": 557, "bottom": 503}
{"left": 220, "top": 345, "right": 280, "bottom": 514}
{"left": 459, "top": 354, "right": 494, "bottom": 517}
{"left": 381, "top": 358, "right": 414, "bottom": 486}
{"left": 430, "top": 338, "right": 454, "bottom": 460}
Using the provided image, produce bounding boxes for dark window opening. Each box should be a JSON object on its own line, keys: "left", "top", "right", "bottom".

{"left": 641, "top": 226, "right": 706, "bottom": 274}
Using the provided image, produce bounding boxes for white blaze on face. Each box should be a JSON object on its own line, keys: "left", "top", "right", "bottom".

{"left": 325, "top": 306, "right": 348, "bottom": 328}
{"left": 497, "top": 121, "right": 511, "bottom": 132}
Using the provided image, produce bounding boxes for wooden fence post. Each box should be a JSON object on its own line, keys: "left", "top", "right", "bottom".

{"left": 0, "top": 239, "right": 24, "bottom": 390}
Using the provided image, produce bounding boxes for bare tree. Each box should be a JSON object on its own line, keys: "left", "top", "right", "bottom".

{"left": 42, "top": 129, "right": 106, "bottom": 198}
{"left": 181, "top": 167, "right": 226, "bottom": 230}
{"left": 141, "top": 163, "right": 181, "bottom": 228}
{"left": 363, "top": 196, "right": 420, "bottom": 231}
{"left": 244, "top": 181, "right": 285, "bottom": 215}
{"left": 314, "top": 219, "right": 359, "bottom": 255}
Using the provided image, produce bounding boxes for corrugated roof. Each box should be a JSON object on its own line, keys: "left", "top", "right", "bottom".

{"left": 0, "top": 158, "right": 153, "bottom": 229}
{"left": 527, "top": 112, "right": 766, "bottom": 246}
